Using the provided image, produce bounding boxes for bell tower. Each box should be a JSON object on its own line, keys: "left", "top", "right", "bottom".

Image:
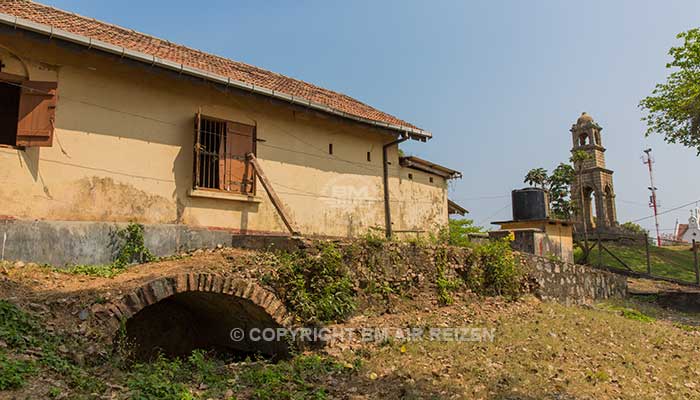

{"left": 570, "top": 112, "right": 617, "bottom": 230}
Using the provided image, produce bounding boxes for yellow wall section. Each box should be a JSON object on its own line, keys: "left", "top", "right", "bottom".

{"left": 0, "top": 33, "right": 448, "bottom": 237}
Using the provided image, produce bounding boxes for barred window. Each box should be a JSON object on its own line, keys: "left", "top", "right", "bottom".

{"left": 193, "top": 113, "right": 256, "bottom": 195}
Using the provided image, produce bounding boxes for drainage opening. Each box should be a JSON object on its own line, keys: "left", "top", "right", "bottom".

{"left": 119, "top": 291, "right": 290, "bottom": 361}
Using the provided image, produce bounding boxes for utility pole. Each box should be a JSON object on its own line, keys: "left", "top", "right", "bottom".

{"left": 643, "top": 149, "right": 661, "bottom": 247}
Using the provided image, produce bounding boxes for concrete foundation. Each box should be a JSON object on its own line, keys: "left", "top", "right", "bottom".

{"left": 0, "top": 218, "right": 289, "bottom": 266}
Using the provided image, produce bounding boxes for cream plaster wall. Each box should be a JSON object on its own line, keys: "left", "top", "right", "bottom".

{"left": 0, "top": 31, "right": 447, "bottom": 237}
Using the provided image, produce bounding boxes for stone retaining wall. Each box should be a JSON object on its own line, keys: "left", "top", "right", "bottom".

{"left": 522, "top": 254, "right": 627, "bottom": 304}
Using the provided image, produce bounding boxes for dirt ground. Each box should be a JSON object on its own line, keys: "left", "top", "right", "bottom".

{"left": 2, "top": 252, "right": 700, "bottom": 399}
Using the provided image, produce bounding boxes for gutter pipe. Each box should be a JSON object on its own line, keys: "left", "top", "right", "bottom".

{"left": 0, "top": 12, "right": 432, "bottom": 140}
{"left": 383, "top": 132, "right": 409, "bottom": 239}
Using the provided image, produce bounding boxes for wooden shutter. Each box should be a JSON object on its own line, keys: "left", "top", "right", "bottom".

{"left": 16, "top": 81, "right": 57, "bottom": 147}
{"left": 224, "top": 122, "right": 255, "bottom": 194}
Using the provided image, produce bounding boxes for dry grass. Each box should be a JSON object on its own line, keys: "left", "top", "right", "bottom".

{"left": 328, "top": 297, "right": 700, "bottom": 399}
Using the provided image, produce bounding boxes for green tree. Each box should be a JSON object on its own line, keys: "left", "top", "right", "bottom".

{"left": 620, "top": 221, "right": 649, "bottom": 236}
{"left": 446, "top": 218, "right": 483, "bottom": 247}
{"left": 548, "top": 163, "right": 575, "bottom": 219}
{"left": 639, "top": 28, "right": 700, "bottom": 153}
{"left": 523, "top": 167, "right": 549, "bottom": 188}
{"left": 522, "top": 161, "right": 579, "bottom": 219}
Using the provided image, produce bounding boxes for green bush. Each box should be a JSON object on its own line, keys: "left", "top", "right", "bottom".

{"left": 435, "top": 247, "right": 462, "bottom": 305}
{"left": 114, "top": 222, "right": 155, "bottom": 268}
{"left": 470, "top": 238, "right": 522, "bottom": 299}
{"left": 272, "top": 243, "right": 356, "bottom": 323}
{"left": 439, "top": 219, "right": 483, "bottom": 247}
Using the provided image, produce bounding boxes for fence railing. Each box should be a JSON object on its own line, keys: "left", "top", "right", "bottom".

{"left": 575, "top": 232, "right": 700, "bottom": 286}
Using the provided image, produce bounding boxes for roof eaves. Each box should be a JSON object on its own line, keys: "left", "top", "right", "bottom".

{"left": 400, "top": 156, "right": 462, "bottom": 179}
{"left": 0, "top": 11, "right": 432, "bottom": 140}
{"left": 448, "top": 199, "right": 468, "bottom": 216}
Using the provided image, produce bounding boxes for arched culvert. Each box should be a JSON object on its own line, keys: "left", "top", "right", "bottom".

{"left": 93, "top": 274, "right": 292, "bottom": 361}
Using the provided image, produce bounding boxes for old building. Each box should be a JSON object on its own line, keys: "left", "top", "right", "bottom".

{"left": 0, "top": 1, "right": 460, "bottom": 264}
{"left": 672, "top": 209, "right": 700, "bottom": 243}
{"left": 491, "top": 188, "right": 574, "bottom": 263}
{"left": 569, "top": 112, "right": 618, "bottom": 230}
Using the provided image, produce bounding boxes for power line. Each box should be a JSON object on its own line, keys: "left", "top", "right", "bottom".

{"left": 477, "top": 203, "right": 512, "bottom": 227}
{"left": 0, "top": 78, "right": 410, "bottom": 177}
{"left": 630, "top": 199, "right": 700, "bottom": 223}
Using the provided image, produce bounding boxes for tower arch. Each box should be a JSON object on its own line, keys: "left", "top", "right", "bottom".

{"left": 570, "top": 112, "right": 617, "bottom": 230}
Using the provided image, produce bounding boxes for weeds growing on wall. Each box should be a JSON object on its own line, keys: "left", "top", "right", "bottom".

{"left": 435, "top": 246, "right": 463, "bottom": 305}
{"left": 361, "top": 230, "right": 387, "bottom": 248}
{"left": 468, "top": 237, "right": 522, "bottom": 299}
{"left": 60, "top": 222, "right": 155, "bottom": 278}
{"left": 267, "top": 242, "right": 356, "bottom": 323}
{"left": 113, "top": 223, "right": 155, "bottom": 268}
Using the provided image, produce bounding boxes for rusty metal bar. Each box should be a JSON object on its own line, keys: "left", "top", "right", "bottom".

{"left": 599, "top": 242, "right": 633, "bottom": 271}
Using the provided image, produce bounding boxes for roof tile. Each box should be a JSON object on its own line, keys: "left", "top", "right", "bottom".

{"left": 0, "top": 0, "right": 421, "bottom": 131}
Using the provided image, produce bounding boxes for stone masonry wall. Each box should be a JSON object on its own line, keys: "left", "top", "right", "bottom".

{"left": 522, "top": 254, "right": 627, "bottom": 305}
{"left": 237, "top": 238, "right": 627, "bottom": 306}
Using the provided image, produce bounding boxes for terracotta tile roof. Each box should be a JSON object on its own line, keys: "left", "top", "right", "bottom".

{"left": 0, "top": 0, "right": 426, "bottom": 135}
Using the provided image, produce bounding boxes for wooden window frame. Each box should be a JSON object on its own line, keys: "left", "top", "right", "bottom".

{"left": 0, "top": 71, "right": 57, "bottom": 149}
{"left": 193, "top": 113, "right": 257, "bottom": 196}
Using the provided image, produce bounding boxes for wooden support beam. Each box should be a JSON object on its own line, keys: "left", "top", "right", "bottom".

{"left": 246, "top": 153, "right": 300, "bottom": 236}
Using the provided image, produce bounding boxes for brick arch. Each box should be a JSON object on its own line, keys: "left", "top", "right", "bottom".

{"left": 92, "top": 273, "right": 291, "bottom": 334}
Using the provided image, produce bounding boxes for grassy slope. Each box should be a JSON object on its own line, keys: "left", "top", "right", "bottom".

{"left": 577, "top": 242, "right": 698, "bottom": 283}
{"left": 3, "top": 296, "right": 700, "bottom": 399}
{"left": 330, "top": 297, "right": 700, "bottom": 399}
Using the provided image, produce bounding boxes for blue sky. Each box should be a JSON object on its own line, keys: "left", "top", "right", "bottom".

{"left": 43, "top": 0, "right": 700, "bottom": 236}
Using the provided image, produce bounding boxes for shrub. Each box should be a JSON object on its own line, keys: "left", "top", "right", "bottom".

{"left": 113, "top": 222, "right": 155, "bottom": 268}
{"left": 470, "top": 238, "right": 522, "bottom": 299}
{"left": 272, "top": 243, "right": 356, "bottom": 323}
{"left": 435, "top": 247, "right": 463, "bottom": 305}
{"left": 439, "top": 218, "right": 483, "bottom": 247}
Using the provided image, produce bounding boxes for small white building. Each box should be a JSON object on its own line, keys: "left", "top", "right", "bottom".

{"left": 674, "top": 209, "right": 700, "bottom": 243}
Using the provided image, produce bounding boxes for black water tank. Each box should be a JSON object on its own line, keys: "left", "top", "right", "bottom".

{"left": 511, "top": 188, "right": 549, "bottom": 221}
